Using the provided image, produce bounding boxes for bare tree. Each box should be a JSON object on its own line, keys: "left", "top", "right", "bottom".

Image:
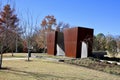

{"left": 20, "top": 10, "right": 39, "bottom": 61}
{"left": 56, "top": 22, "right": 70, "bottom": 32}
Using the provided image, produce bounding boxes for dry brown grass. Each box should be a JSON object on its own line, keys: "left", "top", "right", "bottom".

{"left": 0, "top": 56, "right": 120, "bottom": 80}
{"left": 3, "top": 53, "right": 27, "bottom": 58}
{"left": 116, "top": 53, "right": 120, "bottom": 58}
{"left": 106, "top": 51, "right": 120, "bottom": 58}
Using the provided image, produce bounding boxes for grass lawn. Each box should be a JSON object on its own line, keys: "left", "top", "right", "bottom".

{"left": 0, "top": 55, "right": 120, "bottom": 80}
{"left": 3, "top": 53, "right": 27, "bottom": 58}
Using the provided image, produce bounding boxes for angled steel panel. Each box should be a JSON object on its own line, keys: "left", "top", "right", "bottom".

{"left": 47, "top": 31, "right": 57, "bottom": 55}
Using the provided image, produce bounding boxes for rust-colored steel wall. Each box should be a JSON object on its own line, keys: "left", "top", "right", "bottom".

{"left": 47, "top": 31, "right": 57, "bottom": 55}
{"left": 63, "top": 28, "right": 78, "bottom": 58}
{"left": 64, "top": 27, "right": 93, "bottom": 58}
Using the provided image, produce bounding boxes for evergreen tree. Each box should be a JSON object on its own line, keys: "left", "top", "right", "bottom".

{"left": 0, "top": 4, "right": 19, "bottom": 68}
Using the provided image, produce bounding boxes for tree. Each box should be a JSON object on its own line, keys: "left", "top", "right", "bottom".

{"left": 93, "top": 35, "right": 99, "bottom": 51}
{"left": 106, "top": 34, "right": 117, "bottom": 57}
{"left": 21, "top": 10, "right": 39, "bottom": 61}
{"left": 0, "top": 4, "right": 19, "bottom": 68}
{"left": 39, "top": 15, "right": 57, "bottom": 53}
{"left": 115, "top": 36, "right": 120, "bottom": 52}
{"left": 34, "top": 30, "right": 44, "bottom": 49}
{"left": 95, "top": 33, "right": 106, "bottom": 51}
{"left": 41, "top": 15, "right": 56, "bottom": 31}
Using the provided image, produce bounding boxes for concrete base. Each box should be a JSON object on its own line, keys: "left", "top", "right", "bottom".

{"left": 56, "top": 44, "right": 65, "bottom": 56}
{"left": 81, "top": 42, "right": 88, "bottom": 58}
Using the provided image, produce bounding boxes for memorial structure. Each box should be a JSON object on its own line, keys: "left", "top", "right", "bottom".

{"left": 64, "top": 27, "right": 93, "bottom": 58}
{"left": 47, "top": 27, "right": 93, "bottom": 58}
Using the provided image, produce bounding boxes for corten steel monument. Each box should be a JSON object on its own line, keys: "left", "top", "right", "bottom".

{"left": 47, "top": 31, "right": 57, "bottom": 55}
{"left": 47, "top": 31, "right": 65, "bottom": 56}
{"left": 64, "top": 27, "right": 93, "bottom": 58}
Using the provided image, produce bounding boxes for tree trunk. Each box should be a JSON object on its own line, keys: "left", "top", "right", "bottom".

{"left": 0, "top": 52, "right": 3, "bottom": 69}
{"left": 15, "top": 36, "right": 18, "bottom": 53}
{"left": 28, "top": 50, "right": 30, "bottom": 61}
{"left": 12, "top": 51, "right": 14, "bottom": 57}
{"left": 28, "top": 51, "right": 30, "bottom": 61}
{"left": 0, "top": 46, "right": 3, "bottom": 69}
{"left": 27, "top": 41, "right": 30, "bottom": 61}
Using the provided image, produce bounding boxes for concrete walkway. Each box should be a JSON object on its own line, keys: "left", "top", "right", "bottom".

{"left": 3, "top": 58, "right": 28, "bottom": 60}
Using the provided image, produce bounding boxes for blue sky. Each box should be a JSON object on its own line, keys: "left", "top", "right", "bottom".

{"left": 1, "top": 0, "right": 120, "bottom": 35}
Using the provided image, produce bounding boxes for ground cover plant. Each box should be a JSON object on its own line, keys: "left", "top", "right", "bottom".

{"left": 64, "top": 57, "right": 120, "bottom": 75}
{"left": 34, "top": 53, "right": 120, "bottom": 75}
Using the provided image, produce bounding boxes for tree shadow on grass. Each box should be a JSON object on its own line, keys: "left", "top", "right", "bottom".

{"left": 1, "top": 68, "right": 81, "bottom": 80}
{"left": 24, "top": 60, "right": 33, "bottom": 62}
{"left": 0, "top": 67, "right": 11, "bottom": 70}
{"left": 8, "top": 69, "right": 63, "bottom": 78}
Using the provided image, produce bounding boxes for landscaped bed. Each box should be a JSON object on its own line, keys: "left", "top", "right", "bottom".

{"left": 64, "top": 57, "right": 120, "bottom": 75}
{"left": 31, "top": 53, "right": 120, "bottom": 75}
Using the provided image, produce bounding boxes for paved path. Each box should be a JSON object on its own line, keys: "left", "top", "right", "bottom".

{"left": 3, "top": 58, "right": 28, "bottom": 60}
